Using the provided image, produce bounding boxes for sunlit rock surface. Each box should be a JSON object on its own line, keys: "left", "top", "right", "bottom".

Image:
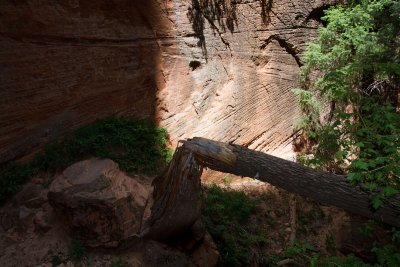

{"left": 0, "top": 0, "right": 337, "bottom": 163}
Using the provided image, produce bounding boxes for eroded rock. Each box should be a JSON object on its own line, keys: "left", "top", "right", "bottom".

{"left": 48, "top": 158, "right": 150, "bottom": 247}
{"left": 1, "top": 0, "right": 338, "bottom": 165}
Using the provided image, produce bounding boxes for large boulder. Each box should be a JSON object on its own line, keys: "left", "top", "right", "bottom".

{"left": 48, "top": 158, "right": 150, "bottom": 247}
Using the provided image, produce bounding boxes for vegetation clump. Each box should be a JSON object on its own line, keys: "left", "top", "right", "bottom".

{"left": 294, "top": 0, "right": 399, "bottom": 210}
{"left": 0, "top": 117, "right": 172, "bottom": 202}
{"left": 293, "top": 0, "right": 400, "bottom": 265}
{"left": 202, "top": 185, "right": 269, "bottom": 266}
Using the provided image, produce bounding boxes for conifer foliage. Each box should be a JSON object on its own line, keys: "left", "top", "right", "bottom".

{"left": 294, "top": 0, "right": 400, "bottom": 208}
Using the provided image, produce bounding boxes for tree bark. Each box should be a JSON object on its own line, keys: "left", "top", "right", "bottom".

{"left": 144, "top": 137, "right": 400, "bottom": 239}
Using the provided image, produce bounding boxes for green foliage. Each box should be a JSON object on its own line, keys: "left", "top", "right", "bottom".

{"left": 372, "top": 227, "right": 400, "bottom": 266}
{"left": 301, "top": 0, "right": 400, "bottom": 102}
{"left": 292, "top": 89, "right": 322, "bottom": 139}
{"left": 359, "top": 222, "right": 400, "bottom": 266}
{"left": 294, "top": 0, "right": 400, "bottom": 208}
{"left": 277, "top": 242, "right": 371, "bottom": 267}
{"left": 373, "top": 244, "right": 400, "bottom": 266}
{"left": 68, "top": 239, "right": 86, "bottom": 261}
{"left": 294, "top": 1, "right": 400, "bottom": 264}
{"left": 283, "top": 242, "right": 315, "bottom": 258}
{"left": 360, "top": 220, "right": 380, "bottom": 238}
{"left": 202, "top": 185, "right": 269, "bottom": 267}
{"left": 0, "top": 117, "right": 172, "bottom": 202}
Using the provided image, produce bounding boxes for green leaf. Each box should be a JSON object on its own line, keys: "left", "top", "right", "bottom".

{"left": 382, "top": 186, "right": 399, "bottom": 197}
{"left": 355, "top": 142, "right": 365, "bottom": 148}
{"left": 371, "top": 195, "right": 383, "bottom": 210}
{"left": 363, "top": 182, "right": 377, "bottom": 191}
{"left": 352, "top": 160, "right": 369, "bottom": 170}
{"left": 335, "top": 150, "right": 347, "bottom": 159}
{"left": 347, "top": 172, "right": 363, "bottom": 182}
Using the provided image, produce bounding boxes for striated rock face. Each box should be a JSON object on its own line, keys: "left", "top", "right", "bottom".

{"left": 157, "top": 0, "right": 338, "bottom": 159}
{"left": 48, "top": 159, "right": 150, "bottom": 247}
{"left": 0, "top": 0, "right": 337, "bottom": 163}
{"left": 0, "top": 0, "right": 173, "bottom": 163}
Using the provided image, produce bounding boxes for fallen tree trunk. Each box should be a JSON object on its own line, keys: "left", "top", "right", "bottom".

{"left": 145, "top": 137, "right": 400, "bottom": 239}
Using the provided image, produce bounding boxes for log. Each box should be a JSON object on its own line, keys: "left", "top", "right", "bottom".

{"left": 144, "top": 137, "right": 400, "bottom": 239}
{"left": 184, "top": 137, "right": 400, "bottom": 227}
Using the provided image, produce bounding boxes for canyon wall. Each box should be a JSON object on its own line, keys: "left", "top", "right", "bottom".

{"left": 0, "top": 0, "right": 336, "bottom": 164}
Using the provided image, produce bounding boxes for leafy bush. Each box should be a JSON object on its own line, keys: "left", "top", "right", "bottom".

{"left": 294, "top": 0, "right": 400, "bottom": 207}
{"left": 293, "top": 0, "right": 400, "bottom": 264}
{"left": 202, "top": 185, "right": 269, "bottom": 267}
{"left": 0, "top": 117, "right": 172, "bottom": 202}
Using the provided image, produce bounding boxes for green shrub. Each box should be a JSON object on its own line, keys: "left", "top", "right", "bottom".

{"left": 294, "top": 0, "right": 400, "bottom": 207}
{"left": 0, "top": 117, "right": 172, "bottom": 202}
{"left": 294, "top": 0, "right": 400, "bottom": 264}
{"left": 202, "top": 185, "right": 269, "bottom": 267}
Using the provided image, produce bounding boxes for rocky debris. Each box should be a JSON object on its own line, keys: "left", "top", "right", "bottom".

{"left": 0, "top": 157, "right": 217, "bottom": 266}
{"left": 33, "top": 204, "right": 54, "bottom": 233}
{"left": 1, "top": 158, "right": 220, "bottom": 266}
{"left": 48, "top": 158, "right": 150, "bottom": 247}
{"left": 140, "top": 240, "right": 197, "bottom": 267}
{"left": 14, "top": 183, "right": 48, "bottom": 209}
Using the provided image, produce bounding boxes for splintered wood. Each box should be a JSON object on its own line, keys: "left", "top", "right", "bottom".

{"left": 142, "top": 137, "right": 400, "bottom": 240}
{"left": 183, "top": 137, "right": 236, "bottom": 166}
{"left": 143, "top": 142, "right": 203, "bottom": 240}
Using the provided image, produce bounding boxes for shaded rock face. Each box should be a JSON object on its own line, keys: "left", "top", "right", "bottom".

{"left": 0, "top": 0, "right": 173, "bottom": 164}
{"left": 0, "top": 0, "right": 337, "bottom": 163}
{"left": 48, "top": 159, "right": 150, "bottom": 247}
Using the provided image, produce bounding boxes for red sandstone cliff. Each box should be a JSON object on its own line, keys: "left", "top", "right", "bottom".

{"left": 0, "top": 0, "right": 337, "bottom": 164}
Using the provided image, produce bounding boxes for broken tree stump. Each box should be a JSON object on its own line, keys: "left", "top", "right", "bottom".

{"left": 144, "top": 137, "right": 400, "bottom": 238}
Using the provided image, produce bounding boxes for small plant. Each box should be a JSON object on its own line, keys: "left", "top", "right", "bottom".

{"left": 283, "top": 242, "right": 315, "bottom": 258}
{"left": 68, "top": 239, "right": 86, "bottom": 261}
{"left": 373, "top": 244, "right": 400, "bottom": 266}
{"left": 360, "top": 220, "right": 379, "bottom": 238}
{"left": 221, "top": 174, "right": 232, "bottom": 185}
